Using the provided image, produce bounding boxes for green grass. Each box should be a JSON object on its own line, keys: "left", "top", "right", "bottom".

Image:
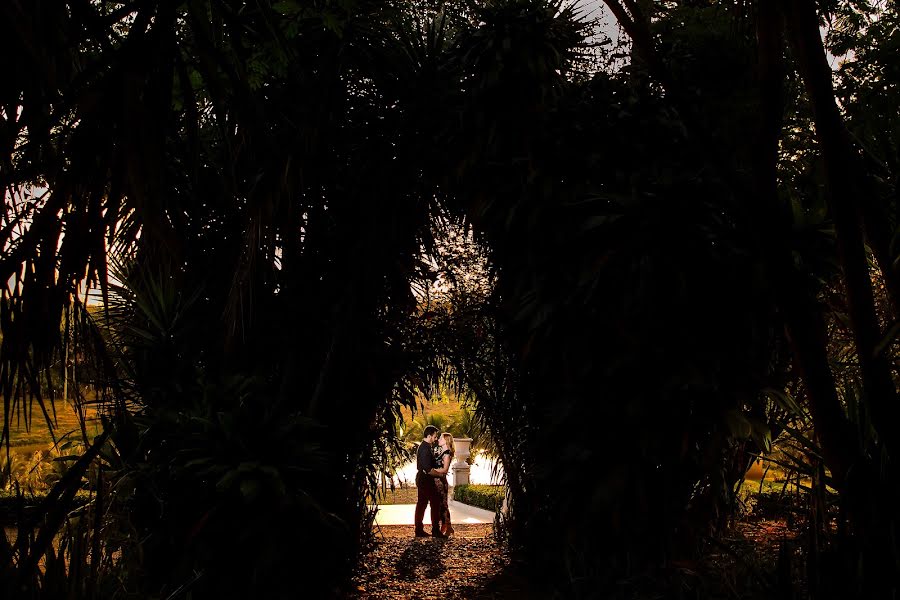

{"left": 373, "top": 485, "right": 421, "bottom": 505}
{"left": 4, "top": 396, "right": 101, "bottom": 457}
{"left": 739, "top": 479, "right": 788, "bottom": 495}
{"left": 738, "top": 476, "right": 832, "bottom": 495}
{"left": 375, "top": 481, "right": 820, "bottom": 510}
{"left": 400, "top": 395, "right": 464, "bottom": 424}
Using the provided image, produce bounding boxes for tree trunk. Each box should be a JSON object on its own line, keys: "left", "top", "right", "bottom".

{"left": 603, "top": 0, "right": 857, "bottom": 485}
{"left": 859, "top": 196, "right": 900, "bottom": 321}
{"left": 783, "top": 2, "right": 900, "bottom": 596}
{"left": 782, "top": 0, "right": 900, "bottom": 463}
{"left": 751, "top": 0, "right": 857, "bottom": 485}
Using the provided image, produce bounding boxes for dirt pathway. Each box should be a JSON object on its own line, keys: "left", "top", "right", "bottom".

{"left": 351, "top": 524, "right": 513, "bottom": 599}
{"left": 352, "top": 519, "right": 800, "bottom": 599}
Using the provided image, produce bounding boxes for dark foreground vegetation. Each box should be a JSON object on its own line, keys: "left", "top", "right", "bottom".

{"left": 2, "top": 0, "right": 899, "bottom": 598}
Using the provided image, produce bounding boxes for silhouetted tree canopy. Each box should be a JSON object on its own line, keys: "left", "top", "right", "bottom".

{"left": 1, "top": 0, "right": 899, "bottom": 598}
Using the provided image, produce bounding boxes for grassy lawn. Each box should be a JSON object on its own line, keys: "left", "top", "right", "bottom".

{"left": 740, "top": 479, "right": 790, "bottom": 495}
{"left": 400, "top": 400, "right": 462, "bottom": 420}
{"left": 372, "top": 479, "right": 817, "bottom": 510}
{"left": 739, "top": 477, "right": 824, "bottom": 495}
{"left": 372, "top": 485, "right": 457, "bottom": 505}
{"left": 373, "top": 485, "right": 420, "bottom": 505}
{"left": 4, "top": 396, "right": 101, "bottom": 457}
{"left": 399, "top": 396, "right": 464, "bottom": 424}
{"left": 376, "top": 480, "right": 819, "bottom": 507}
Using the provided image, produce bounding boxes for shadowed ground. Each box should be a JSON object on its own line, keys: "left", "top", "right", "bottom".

{"left": 351, "top": 524, "right": 531, "bottom": 599}
{"left": 352, "top": 518, "right": 804, "bottom": 599}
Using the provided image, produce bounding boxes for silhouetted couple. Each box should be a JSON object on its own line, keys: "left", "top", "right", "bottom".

{"left": 414, "top": 425, "right": 455, "bottom": 538}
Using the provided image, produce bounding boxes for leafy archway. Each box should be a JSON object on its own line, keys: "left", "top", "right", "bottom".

{"left": 2, "top": 1, "right": 899, "bottom": 598}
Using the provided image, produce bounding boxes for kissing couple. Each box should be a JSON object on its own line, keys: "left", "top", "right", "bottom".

{"left": 414, "top": 425, "right": 455, "bottom": 538}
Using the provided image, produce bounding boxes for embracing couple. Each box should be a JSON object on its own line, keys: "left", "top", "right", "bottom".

{"left": 414, "top": 425, "right": 455, "bottom": 538}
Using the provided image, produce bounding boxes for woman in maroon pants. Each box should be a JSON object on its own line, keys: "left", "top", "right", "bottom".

{"left": 432, "top": 433, "right": 455, "bottom": 536}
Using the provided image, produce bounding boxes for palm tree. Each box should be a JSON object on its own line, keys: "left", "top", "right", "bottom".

{"left": 594, "top": 0, "right": 899, "bottom": 595}
{"left": 3, "top": 0, "right": 898, "bottom": 597}
{"left": 0, "top": 1, "right": 476, "bottom": 596}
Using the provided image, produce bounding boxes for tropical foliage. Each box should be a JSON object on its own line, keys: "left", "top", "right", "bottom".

{"left": 1, "top": 0, "right": 899, "bottom": 598}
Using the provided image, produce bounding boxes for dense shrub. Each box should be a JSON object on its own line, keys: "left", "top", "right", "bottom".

{"left": 453, "top": 484, "right": 504, "bottom": 512}
{"left": 0, "top": 489, "right": 92, "bottom": 525}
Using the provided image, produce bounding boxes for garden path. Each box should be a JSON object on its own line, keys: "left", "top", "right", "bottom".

{"left": 352, "top": 524, "right": 527, "bottom": 599}
{"left": 371, "top": 499, "right": 496, "bottom": 526}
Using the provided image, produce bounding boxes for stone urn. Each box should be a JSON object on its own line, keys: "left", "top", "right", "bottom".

{"left": 452, "top": 437, "right": 473, "bottom": 486}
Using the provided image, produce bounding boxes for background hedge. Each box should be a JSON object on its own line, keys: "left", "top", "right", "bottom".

{"left": 452, "top": 484, "right": 504, "bottom": 512}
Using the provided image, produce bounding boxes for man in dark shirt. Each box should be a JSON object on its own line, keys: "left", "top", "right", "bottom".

{"left": 414, "top": 425, "right": 445, "bottom": 537}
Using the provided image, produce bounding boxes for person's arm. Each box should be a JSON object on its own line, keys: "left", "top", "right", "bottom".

{"left": 433, "top": 453, "right": 451, "bottom": 476}
{"left": 416, "top": 443, "right": 431, "bottom": 475}
{"left": 425, "top": 449, "right": 442, "bottom": 477}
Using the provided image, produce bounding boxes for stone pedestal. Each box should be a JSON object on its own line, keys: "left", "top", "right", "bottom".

{"left": 452, "top": 437, "right": 472, "bottom": 486}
